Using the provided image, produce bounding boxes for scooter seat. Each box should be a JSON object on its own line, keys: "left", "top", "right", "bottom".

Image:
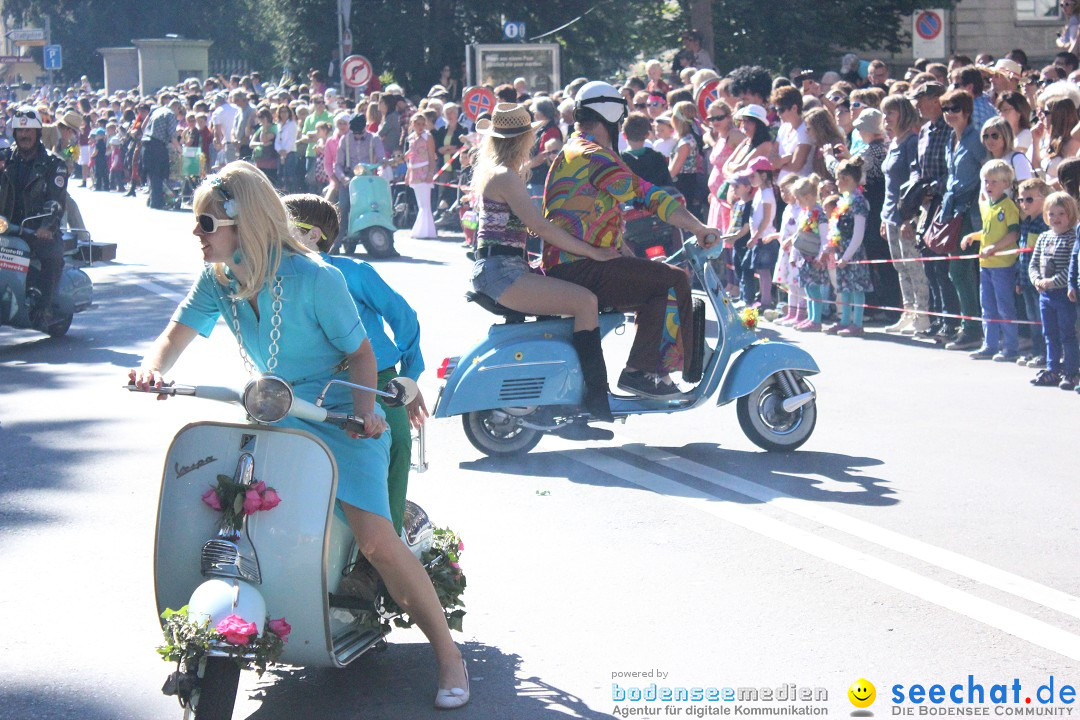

{"left": 465, "top": 291, "right": 534, "bottom": 323}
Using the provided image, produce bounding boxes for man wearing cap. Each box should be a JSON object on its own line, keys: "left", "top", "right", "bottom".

{"left": 332, "top": 115, "right": 387, "bottom": 251}
{"left": 908, "top": 80, "right": 960, "bottom": 338}
{"left": 542, "top": 81, "right": 721, "bottom": 399}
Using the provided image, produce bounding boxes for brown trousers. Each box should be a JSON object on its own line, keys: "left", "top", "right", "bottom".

{"left": 546, "top": 257, "right": 693, "bottom": 374}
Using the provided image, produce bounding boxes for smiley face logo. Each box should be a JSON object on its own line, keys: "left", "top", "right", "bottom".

{"left": 848, "top": 678, "right": 876, "bottom": 709}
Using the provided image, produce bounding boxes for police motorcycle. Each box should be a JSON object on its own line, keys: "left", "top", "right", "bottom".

{"left": 433, "top": 234, "right": 820, "bottom": 456}
{"left": 0, "top": 208, "right": 92, "bottom": 336}
{"left": 127, "top": 373, "right": 438, "bottom": 719}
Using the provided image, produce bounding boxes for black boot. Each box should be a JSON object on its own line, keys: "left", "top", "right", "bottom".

{"left": 572, "top": 328, "right": 613, "bottom": 423}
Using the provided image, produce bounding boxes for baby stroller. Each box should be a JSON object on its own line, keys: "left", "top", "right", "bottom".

{"left": 179, "top": 147, "right": 203, "bottom": 208}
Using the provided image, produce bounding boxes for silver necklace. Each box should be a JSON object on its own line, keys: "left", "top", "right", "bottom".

{"left": 229, "top": 275, "right": 283, "bottom": 376}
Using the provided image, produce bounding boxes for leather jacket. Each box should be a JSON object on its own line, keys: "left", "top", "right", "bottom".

{"left": 0, "top": 139, "right": 69, "bottom": 239}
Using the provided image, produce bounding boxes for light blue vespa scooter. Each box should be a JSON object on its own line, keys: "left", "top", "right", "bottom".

{"left": 433, "top": 238, "right": 820, "bottom": 456}
{"left": 341, "top": 163, "right": 397, "bottom": 258}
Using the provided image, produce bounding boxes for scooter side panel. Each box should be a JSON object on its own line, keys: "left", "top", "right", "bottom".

{"left": 156, "top": 422, "right": 341, "bottom": 667}
{"left": 59, "top": 267, "right": 92, "bottom": 313}
{"left": 0, "top": 236, "right": 29, "bottom": 324}
{"left": 435, "top": 318, "right": 586, "bottom": 417}
{"left": 716, "top": 342, "right": 820, "bottom": 406}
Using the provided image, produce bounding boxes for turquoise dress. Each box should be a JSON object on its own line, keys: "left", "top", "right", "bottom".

{"left": 172, "top": 251, "right": 392, "bottom": 521}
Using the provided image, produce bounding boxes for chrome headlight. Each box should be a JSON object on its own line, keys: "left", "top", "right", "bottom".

{"left": 0, "top": 216, "right": 9, "bottom": 234}
{"left": 242, "top": 375, "right": 293, "bottom": 423}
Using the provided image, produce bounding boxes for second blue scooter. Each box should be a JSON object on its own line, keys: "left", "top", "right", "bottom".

{"left": 433, "top": 238, "right": 820, "bottom": 456}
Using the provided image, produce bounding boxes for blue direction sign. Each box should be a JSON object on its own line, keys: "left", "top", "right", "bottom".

{"left": 503, "top": 21, "right": 525, "bottom": 40}
{"left": 43, "top": 44, "right": 61, "bottom": 71}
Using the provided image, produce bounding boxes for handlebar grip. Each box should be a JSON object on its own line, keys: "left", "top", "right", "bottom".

{"left": 125, "top": 382, "right": 180, "bottom": 396}
{"left": 342, "top": 417, "right": 366, "bottom": 435}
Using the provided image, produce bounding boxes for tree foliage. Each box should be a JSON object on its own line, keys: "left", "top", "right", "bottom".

{"left": 694, "top": 0, "right": 960, "bottom": 75}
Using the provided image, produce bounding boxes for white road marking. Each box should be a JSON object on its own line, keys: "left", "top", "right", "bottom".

{"left": 622, "top": 444, "right": 1080, "bottom": 622}
{"left": 571, "top": 449, "right": 1080, "bottom": 661}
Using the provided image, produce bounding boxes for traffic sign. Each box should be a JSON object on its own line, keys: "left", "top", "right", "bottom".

{"left": 462, "top": 86, "right": 496, "bottom": 122}
{"left": 911, "top": 8, "right": 946, "bottom": 59}
{"left": 695, "top": 78, "right": 721, "bottom": 120}
{"left": 43, "top": 44, "right": 62, "bottom": 71}
{"left": 8, "top": 28, "right": 45, "bottom": 42}
{"left": 341, "top": 54, "right": 373, "bottom": 89}
{"left": 503, "top": 21, "right": 526, "bottom": 40}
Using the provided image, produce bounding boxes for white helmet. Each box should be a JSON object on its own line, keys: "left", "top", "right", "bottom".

{"left": 11, "top": 105, "right": 42, "bottom": 130}
{"left": 574, "top": 81, "right": 628, "bottom": 124}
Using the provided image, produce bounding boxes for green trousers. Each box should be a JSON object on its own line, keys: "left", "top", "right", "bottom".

{"left": 376, "top": 366, "right": 412, "bottom": 534}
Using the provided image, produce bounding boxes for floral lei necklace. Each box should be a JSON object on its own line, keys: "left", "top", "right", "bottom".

{"left": 799, "top": 206, "right": 823, "bottom": 234}
{"left": 828, "top": 191, "right": 859, "bottom": 247}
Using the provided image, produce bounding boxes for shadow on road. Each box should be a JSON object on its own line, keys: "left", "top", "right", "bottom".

{"left": 244, "top": 640, "right": 611, "bottom": 720}
{"left": 460, "top": 441, "right": 894, "bottom": 508}
{"left": 0, "top": 683, "right": 148, "bottom": 720}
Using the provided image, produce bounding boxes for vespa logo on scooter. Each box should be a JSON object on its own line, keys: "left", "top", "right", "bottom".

{"left": 175, "top": 455, "right": 218, "bottom": 479}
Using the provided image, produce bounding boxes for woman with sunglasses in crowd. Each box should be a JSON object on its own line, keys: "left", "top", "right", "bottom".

{"left": 703, "top": 99, "right": 743, "bottom": 230}
{"left": 1031, "top": 93, "right": 1080, "bottom": 186}
{"left": 721, "top": 104, "right": 775, "bottom": 184}
{"left": 128, "top": 161, "right": 471, "bottom": 710}
{"left": 980, "top": 115, "right": 1033, "bottom": 191}
{"left": 938, "top": 88, "right": 988, "bottom": 351}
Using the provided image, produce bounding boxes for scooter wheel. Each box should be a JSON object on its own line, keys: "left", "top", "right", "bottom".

{"left": 736, "top": 374, "right": 816, "bottom": 452}
{"left": 362, "top": 227, "right": 397, "bottom": 258}
{"left": 462, "top": 410, "right": 543, "bottom": 457}
{"left": 190, "top": 656, "right": 241, "bottom": 720}
{"left": 46, "top": 314, "right": 73, "bottom": 337}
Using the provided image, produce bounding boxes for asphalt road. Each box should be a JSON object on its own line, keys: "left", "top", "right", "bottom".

{"left": 1, "top": 185, "right": 1077, "bottom": 720}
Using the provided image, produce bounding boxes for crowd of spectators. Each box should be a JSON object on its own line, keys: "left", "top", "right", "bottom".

{"left": 7, "top": 21, "right": 1080, "bottom": 392}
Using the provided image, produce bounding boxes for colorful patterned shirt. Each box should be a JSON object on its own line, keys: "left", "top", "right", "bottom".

{"left": 541, "top": 132, "right": 681, "bottom": 270}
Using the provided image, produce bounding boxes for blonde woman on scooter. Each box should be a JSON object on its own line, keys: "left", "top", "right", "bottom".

{"left": 470, "top": 102, "right": 620, "bottom": 428}
{"left": 128, "top": 161, "right": 470, "bottom": 710}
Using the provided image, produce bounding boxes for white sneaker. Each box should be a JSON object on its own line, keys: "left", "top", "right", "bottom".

{"left": 884, "top": 313, "right": 912, "bottom": 334}
{"left": 903, "top": 314, "right": 932, "bottom": 335}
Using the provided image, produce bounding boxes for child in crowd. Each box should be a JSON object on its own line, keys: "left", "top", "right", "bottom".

{"left": 792, "top": 176, "right": 831, "bottom": 332}
{"left": 771, "top": 174, "right": 804, "bottom": 325}
{"left": 1014, "top": 178, "right": 1050, "bottom": 368}
{"left": 745, "top": 157, "right": 778, "bottom": 308}
{"left": 649, "top": 113, "right": 677, "bottom": 158}
{"left": 721, "top": 173, "right": 754, "bottom": 302}
{"left": 821, "top": 194, "right": 840, "bottom": 294}
{"left": 826, "top": 157, "right": 874, "bottom": 336}
{"left": 282, "top": 193, "right": 427, "bottom": 535}
{"left": 107, "top": 133, "right": 124, "bottom": 190}
{"left": 91, "top": 128, "right": 108, "bottom": 191}
{"left": 621, "top": 112, "right": 673, "bottom": 187}
{"left": 1028, "top": 191, "right": 1080, "bottom": 389}
{"left": 961, "top": 159, "right": 1021, "bottom": 361}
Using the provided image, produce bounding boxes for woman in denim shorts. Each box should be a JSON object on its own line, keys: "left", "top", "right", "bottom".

{"left": 470, "top": 103, "right": 620, "bottom": 421}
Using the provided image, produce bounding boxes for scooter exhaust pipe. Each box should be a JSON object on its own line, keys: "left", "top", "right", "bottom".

{"left": 781, "top": 391, "right": 816, "bottom": 414}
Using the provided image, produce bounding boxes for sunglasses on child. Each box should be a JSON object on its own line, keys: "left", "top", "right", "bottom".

{"left": 197, "top": 214, "right": 237, "bottom": 233}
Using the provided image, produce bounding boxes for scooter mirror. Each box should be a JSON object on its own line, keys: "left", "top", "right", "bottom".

{"left": 242, "top": 375, "right": 294, "bottom": 423}
{"left": 383, "top": 377, "right": 419, "bottom": 408}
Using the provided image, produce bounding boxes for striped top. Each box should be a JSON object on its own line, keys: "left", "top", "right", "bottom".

{"left": 475, "top": 195, "right": 528, "bottom": 254}
{"left": 1029, "top": 229, "right": 1076, "bottom": 290}
{"left": 542, "top": 132, "right": 681, "bottom": 269}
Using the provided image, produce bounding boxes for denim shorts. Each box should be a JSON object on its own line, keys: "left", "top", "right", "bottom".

{"left": 471, "top": 255, "right": 530, "bottom": 301}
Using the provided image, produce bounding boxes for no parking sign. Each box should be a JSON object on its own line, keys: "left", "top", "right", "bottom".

{"left": 695, "top": 79, "right": 721, "bottom": 120}
{"left": 462, "top": 86, "right": 496, "bottom": 122}
{"left": 911, "top": 8, "right": 946, "bottom": 59}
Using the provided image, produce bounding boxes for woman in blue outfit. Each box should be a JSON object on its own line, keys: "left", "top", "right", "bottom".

{"left": 129, "top": 161, "right": 469, "bottom": 710}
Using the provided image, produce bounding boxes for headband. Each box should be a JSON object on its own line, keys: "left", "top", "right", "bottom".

{"left": 209, "top": 175, "right": 238, "bottom": 218}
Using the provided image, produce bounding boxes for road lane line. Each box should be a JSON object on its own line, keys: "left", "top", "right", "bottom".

{"left": 570, "top": 450, "right": 1080, "bottom": 661}
{"left": 621, "top": 444, "right": 1080, "bottom": 621}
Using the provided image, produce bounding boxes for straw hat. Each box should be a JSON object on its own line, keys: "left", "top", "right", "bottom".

{"left": 475, "top": 102, "right": 544, "bottom": 139}
{"left": 57, "top": 110, "right": 84, "bottom": 131}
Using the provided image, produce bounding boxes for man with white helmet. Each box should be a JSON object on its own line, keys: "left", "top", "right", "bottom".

{"left": 0, "top": 105, "right": 69, "bottom": 325}
{"left": 542, "top": 81, "right": 721, "bottom": 399}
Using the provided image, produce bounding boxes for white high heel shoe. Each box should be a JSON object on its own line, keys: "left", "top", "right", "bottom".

{"left": 434, "top": 658, "right": 470, "bottom": 710}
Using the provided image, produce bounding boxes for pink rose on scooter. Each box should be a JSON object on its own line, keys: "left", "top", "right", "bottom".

{"left": 253, "top": 480, "right": 266, "bottom": 493}
{"left": 216, "top": 615, "right": 258, "bottom": 645}
{"left": 259, "top": 488, "right": 281, "bottom": 511}
{"left": 267, "top": 617, "right": 291, "bottom": 643}
{"left": 201, "top": 488, "right": 222, "bottom": 511}
{"left": 242, "top": 489, "right": 263, "bottom": 515}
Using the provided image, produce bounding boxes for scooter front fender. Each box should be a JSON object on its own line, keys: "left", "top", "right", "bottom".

{"left": 717, "top": 342, "right": 819, "bottom": 406}
{"left": 435, "top": 318, "right": 584, "bottom": 417}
